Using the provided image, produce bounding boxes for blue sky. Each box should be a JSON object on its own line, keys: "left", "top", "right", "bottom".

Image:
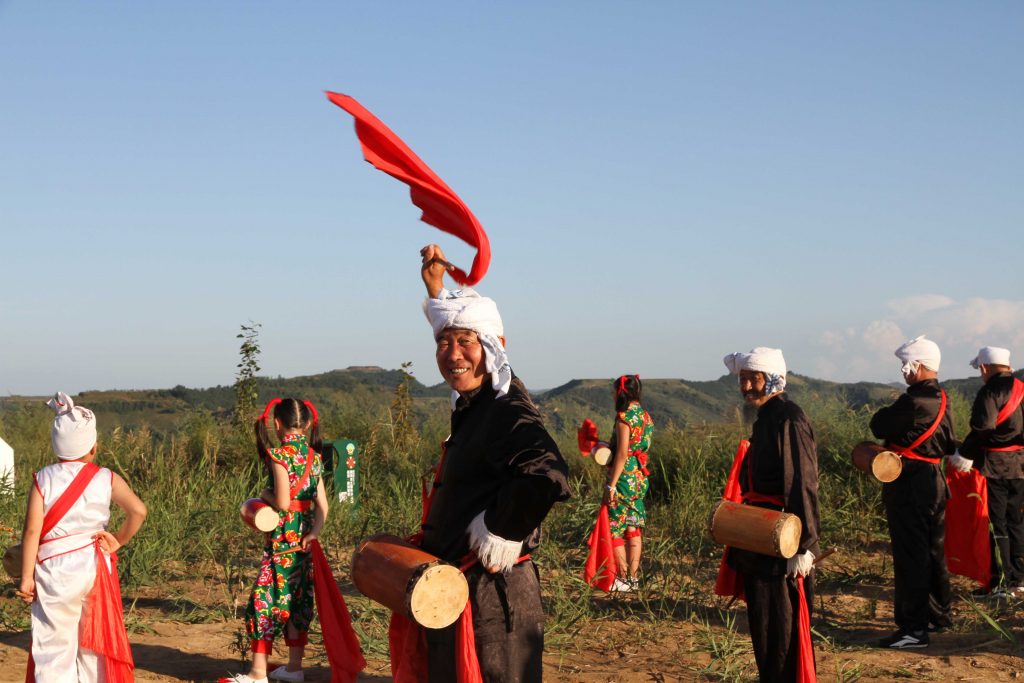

{"left": 1, "top": 2, "right": 1022, "bottom": 395}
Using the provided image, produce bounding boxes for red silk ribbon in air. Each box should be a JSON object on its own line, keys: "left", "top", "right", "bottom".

{"left": 325, "top": 92, "right": 491, "bottom": 286}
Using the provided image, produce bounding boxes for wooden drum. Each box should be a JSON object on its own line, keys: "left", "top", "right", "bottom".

{"left": 352, "top": 534, "right": 468, "bottom": 629}
{"left": 591, "top": 442, "right": 612, "bottom": 466}
{"left": 851, "top": 442, "right": 903, "bottom": 483}
{"left": 240, "top": 498, "right": 279, "bottom": 532}
{"left": 708, "top": 500, "right": 802, "bottom": 559}
{"left": 2, "top": 544, "right": 22, "bottom": 580}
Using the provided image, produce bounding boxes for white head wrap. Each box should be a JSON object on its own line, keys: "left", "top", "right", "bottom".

{"left": 895, "top": 335, "right": 941, "bottom": 377}
{"left": 46, "top": 391, "right": 97, "bottom": 460}
{"left": 970, "top": 346, "right": 1012, "bottom": 370}
{"left": 723, "top": 347, "right": 787, "bottom": 395}
{"left": 423, "top": 288, "right": 512, "bottom": 403}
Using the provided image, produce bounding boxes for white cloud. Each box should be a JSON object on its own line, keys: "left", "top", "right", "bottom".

{"left": 814, "top": 295, "right": 1024, "bottom": 382}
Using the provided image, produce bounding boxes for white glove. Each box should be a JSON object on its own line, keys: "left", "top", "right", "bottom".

{"left": 948, "top": 451, "right": 974, "bottom": 474}
{"left": 786, "top": 550, "right": 815, "bottom": 578}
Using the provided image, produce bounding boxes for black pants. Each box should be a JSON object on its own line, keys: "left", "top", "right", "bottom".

{"left": 986, "top": 477, "right": 1024, "bottom": 587}
{"left": 426, "top": 561, "right": 545, "bottom": 683}
{"left": 743, "top": 572, "right": 815, "bottom": 683}
{"left": 882, "top": 462, "right": 951, "bottom": 631}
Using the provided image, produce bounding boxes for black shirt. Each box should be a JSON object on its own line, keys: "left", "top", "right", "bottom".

{"left": 420, "top": 375, "right": 571, "bottom": 563}
{"left": 728, "top": 393, "right": 821, "bottom": 577}
{"left": 961, "top": 372, "right": 1024, "bottom": 479}
{"left": 869, "top": 379, "right": 956, "bottom": 461}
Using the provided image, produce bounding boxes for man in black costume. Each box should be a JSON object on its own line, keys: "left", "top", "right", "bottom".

{"left": 953, "top": 346, "right": 1024, "bottom": 595}
{"left": 417, "top": 244, "right": 570, "bottom": 683}
{"left": 870, "top": 335, "right": 955, "bottom": 648}
{"left": 723, "top": 347, "right": 819, "bottom": 683}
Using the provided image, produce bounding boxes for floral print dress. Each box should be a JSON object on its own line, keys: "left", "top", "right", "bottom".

{"left": 608, "top": 401, "right": 654, "bottom": 538}
{"left": 245, "top": 434, "right": 322, "bottom": 647}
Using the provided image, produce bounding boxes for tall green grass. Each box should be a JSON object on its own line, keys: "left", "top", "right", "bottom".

{"left": 0, "top": 384, "right": 991, "bottom": 663}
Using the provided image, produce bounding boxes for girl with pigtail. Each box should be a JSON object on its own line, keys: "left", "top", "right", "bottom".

{"left": 226, "top": 398, "right": 330, "bottom": 683}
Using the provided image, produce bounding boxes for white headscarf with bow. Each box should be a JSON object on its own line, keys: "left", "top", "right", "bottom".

{"left": 46, "top": 391, "right": 97, "bottom": 460}
{"left": 723, "top": 347, "right": 788, "bottom": 396}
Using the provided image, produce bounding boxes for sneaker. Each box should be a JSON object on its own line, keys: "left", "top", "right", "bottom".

{"left": 269, "top": 667, "right": 304, "bottom": 682}
{"left": 627, "top": 576, "right": 641, "bottom": 591}
{"left": 608, "top": 577, "right": 633, "bottom": 593}
{"left": 878, "top": 630, "right": 929, "bottom": 649}
{"left": 218, "top": 676, "right": 268, "bottom": 683}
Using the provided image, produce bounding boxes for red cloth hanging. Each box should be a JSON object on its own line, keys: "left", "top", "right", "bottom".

{"left": 455, "top": 601, "right": 483, "bottom": 683}
{"left": 325, "top": 92, "right": 491, "bottom": 286}
{"left": 79, "top": 546, "right": 134, "bottom": 683}
{"left": 583, "top": 504, "right": 617, "bottom": 592}
{"left": 309, "top": 540, "right": 366, "bottom": 683}
{"left": 713, "top": 440, "right": 749, "bottom": 600}
{"left": 388, "top": 613, "right": 428, "bottom": 683}
{"left": 795, "top": 576, "right": 816, "bottom": 683}
{"left": 577, "top": 419, "right": 599, "bottom": 456}
{"left": 945, "top": 468, "right": 992, "bottom": 587}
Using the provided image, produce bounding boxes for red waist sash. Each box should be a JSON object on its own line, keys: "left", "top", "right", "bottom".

{"left": 288, "top": 499, "right": 313, "bottom": 512}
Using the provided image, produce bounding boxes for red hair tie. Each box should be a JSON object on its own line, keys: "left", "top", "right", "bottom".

{"left": 259, "top": 398, "right": 283, "bottom": 423}
{"left": 303, "top": 400, "right": 319, "bottom": 426}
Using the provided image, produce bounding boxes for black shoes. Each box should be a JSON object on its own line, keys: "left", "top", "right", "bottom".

{"left": 879, "top": 630, "right": 929, "bottom": 649}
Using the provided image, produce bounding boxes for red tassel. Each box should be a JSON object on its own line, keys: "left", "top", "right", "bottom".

{"left": 80, "top": 547, "right": 134, "bottom": 682}
{"left": 325, "top": 92, "right": 491, "bottom": 286}
{"left": 945, "top": 468, "right": 992, "bottom": 587}
{"left": 455, "top": 601, "right": 483, "bottom": 683}
{"left": 584, "top": 505, "right": 617, "bottom": 592}
{"left": 577, "top": 419, "right": 600, "bottom": 456}
{"left": 795, "top": 576, "right": 816, "bottom": 682}
{"left": 310, "top": 541, "right": 366, "bottom": 683}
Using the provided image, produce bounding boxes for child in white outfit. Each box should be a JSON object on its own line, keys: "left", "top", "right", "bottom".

{"left": 18, "top": 392, "right": 147, "bottom": 683}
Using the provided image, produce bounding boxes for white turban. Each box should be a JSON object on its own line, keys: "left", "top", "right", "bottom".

{"left": 895, "top": 335, "right": 941, "bottom": 376}
{"left": 423, "top": 288, "right": 511, "bottom": 401}
{"left": 723, "top": 347, "right": 787, "bottom": 395}
{"left": 970, "top": 346, "right": 1012, "bottom": 369}
{"left": 46, "top": 392, "right": 97, "bottom": 460}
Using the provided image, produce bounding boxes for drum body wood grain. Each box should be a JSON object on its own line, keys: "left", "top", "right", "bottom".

{"left": 352, "top": 534, "right": 468, "bottom": 629}
{"left": 851, "top": 442, "right": 903, "bottom": 483}
{"left": 2, "top": 544, "right": 21, "bottom": 580}
{"left": 709, "top": 500, "right": 802, "bottom": 559}
{"left": 240, "top": 498, "right": 279, "bottom": 532}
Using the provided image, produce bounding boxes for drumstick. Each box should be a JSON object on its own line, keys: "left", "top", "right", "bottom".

{"left": 272, "top": 546, "right": 304, "bottom": 558}
{"left": 813, "top": 547, "right": 839, "bottom": 565}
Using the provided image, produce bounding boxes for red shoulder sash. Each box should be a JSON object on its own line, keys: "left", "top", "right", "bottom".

{"left": 39, "top": 462, "right": 102, "bottom": 539}
{"left": 995, "top": 379, "right": 1024, "bottom": 427}
{"left": 892, "top": 390, "right": 947, "bottom": 464}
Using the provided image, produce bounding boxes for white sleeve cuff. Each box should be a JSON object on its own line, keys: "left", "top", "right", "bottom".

{"left": 467, "top": 511, "right": 523, "bottom": 572}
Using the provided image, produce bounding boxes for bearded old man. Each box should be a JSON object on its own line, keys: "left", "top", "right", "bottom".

{"left": 870, "top": 335, "right": 955, "bottom": 648}
{"left": 952, "top": 346, "right": 1024, "bottom": 596}
{"left": 416, "top": 244, "right": 570, "bottom": 683}
{"left": 723, "top": 347, "right": 820, "bottom": 683}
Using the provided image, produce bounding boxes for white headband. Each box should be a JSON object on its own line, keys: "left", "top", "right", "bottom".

{"left": 423, "top": 288, "right": 511, "bottom": 402}
{"left": 895, "top": 335, "right": 941, "bottom": 376}
{"left": 723, "top": 347, "right": 787, "bottom": 395}
{"left": 970, "top": 346, "right": 1011, "bottom": 369}
{"left": 46, "top": 391, "right": 97, "bottom": 460}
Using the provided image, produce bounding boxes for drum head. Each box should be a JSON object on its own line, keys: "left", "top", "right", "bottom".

{"left": 409, "top": 563, "right": 469, "bottom": 629}
{"left": 592, "top": 446, "right": 612, "bottom": 466}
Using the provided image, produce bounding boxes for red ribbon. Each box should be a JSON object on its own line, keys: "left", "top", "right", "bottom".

{"left": 326, "top": 92, "right": 491, "bottom": 286}
{"left": 583, "top": 504, "right": 617, "bottom": 592}
{"left": 310, "top": 540, "right": 366, "bottom": 682}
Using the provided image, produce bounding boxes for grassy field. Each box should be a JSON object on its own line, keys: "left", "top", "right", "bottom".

{"left": 2, "top": 378, "right": 1022, "bottom": 682}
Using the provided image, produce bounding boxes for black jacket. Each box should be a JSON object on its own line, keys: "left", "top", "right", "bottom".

{"left": 420, "top": 375, "right": 571, "bottom": 563}
{"left": 727, "top": 393, "right": 821, "bottom": 577}
{"left": 961, "top": 372, "right": 1024, "bottom": 479}
{"left": 869, "top": 379, "right": 956, "bottom": 461}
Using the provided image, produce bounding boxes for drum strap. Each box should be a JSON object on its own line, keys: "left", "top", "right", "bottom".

{"left": 39, "top": 462, "right": 102, "bottom": 540}
{"left": 889, "top": 390, "right": 946, "bottom": 464}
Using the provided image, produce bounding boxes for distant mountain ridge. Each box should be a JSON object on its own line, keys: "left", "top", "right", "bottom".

{"left": 4, "top": 365, "right": 1013, "bottom": 435}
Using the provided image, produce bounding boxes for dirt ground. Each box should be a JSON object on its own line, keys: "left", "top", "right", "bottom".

{"left": 2, "top": 557, "right": 1023, "bottom": 683}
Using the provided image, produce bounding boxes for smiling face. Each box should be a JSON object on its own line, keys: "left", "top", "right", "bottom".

{"left": 435, "top": 327, "right": 488, "bottom": 394}
{"left": 738, "top": 369, "right": 770, "bottom": 407}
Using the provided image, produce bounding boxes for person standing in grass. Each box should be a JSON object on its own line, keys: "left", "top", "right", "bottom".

{"left": 870, "top": 335, "right": 955, "bottom": 648}
{"left": 954, "top": 346, "right": 1024, "bottom": 596}
{"left": 19, "top": 392, "right": 147, "bottom": 682}
{"left": 226, "top": 398, "right": 329, "bottom": 683}
{"left": 723, "top": 348, "right": 819, "bottom": 683}
{"left": 414, "top": 243, "right": 571, "bottom": 682}
{"left": 602, "top": 374, "right": 653, "bottom": 592}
